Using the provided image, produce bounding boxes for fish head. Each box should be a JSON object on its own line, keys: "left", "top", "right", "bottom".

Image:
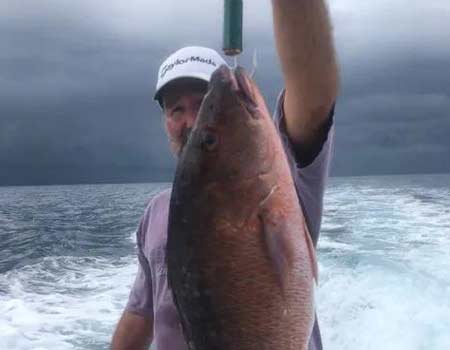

{"left": 178, "top": 65, "right": 274, "bottom": 185}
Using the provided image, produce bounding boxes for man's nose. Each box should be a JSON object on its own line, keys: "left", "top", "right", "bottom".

{"left": 185, "top": 110, "right": 198, "bottom": 128}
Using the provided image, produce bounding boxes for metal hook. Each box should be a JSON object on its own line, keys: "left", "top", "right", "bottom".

{"left": 250, "top": 49, "right": 258, "bottom": 78}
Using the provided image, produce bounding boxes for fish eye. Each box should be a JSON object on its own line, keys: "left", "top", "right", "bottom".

{"left": 200, "top": 129, "right": 218, "bottom": 152}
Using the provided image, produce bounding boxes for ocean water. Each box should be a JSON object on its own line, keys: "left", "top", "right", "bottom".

{"left": 0, "top": 174, "right": 449, "bottom": 350}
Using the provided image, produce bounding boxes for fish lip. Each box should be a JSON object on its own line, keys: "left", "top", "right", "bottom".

{"left": 209, "top": 64, "right": 239, "bottom": 91}
{"left": 209, "top": 65, "right": 259, "bottom": 118}
{"left": 234, "top": 66, "right": 259, "bottom": 118}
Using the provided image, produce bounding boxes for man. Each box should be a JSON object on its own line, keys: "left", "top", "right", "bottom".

{"left": 112, "top": 1, "right": 338, "bottom": 349}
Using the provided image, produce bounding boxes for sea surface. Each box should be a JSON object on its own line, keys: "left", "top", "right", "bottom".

{"left": 0, "top": 174, "right": 449, "bottom": 350}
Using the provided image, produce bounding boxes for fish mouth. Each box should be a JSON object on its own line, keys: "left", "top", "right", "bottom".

{"left": 209, "top": 65, "right": 259, "bottom": 117}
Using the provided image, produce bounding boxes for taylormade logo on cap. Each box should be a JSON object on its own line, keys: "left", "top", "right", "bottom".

{"left": 160, "top": 56, "right": 218, "bottom": 79}
{"left": 154, "top": 46, "right": 228, "bottom": 104}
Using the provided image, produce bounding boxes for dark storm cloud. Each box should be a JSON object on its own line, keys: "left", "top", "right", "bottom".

{"left": 1, "top": 0, "right": 450, "bottom": 185}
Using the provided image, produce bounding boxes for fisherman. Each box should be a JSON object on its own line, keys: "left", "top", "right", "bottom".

{"left": 111, "top": 0, "right": 338, "bottom": 349}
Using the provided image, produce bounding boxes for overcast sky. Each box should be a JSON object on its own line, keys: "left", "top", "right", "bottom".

{"left": 1, "top": 0, "right": 450, "bottom": 185}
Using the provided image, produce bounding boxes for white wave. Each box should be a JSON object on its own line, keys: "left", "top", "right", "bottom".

{"left": 317, "top": 179, "right": 450, "bottom": 349}
{"left": 0, "top": 256, "right": 138, "bottom": 350}
{"left": 318, "top": 239, "right": 355, "bottom": 252}
{"left": 317, "top": 263, "right": 450, "bottom": 350}
{"left": 129, "top": 230, "right": 137, "bottom": 244}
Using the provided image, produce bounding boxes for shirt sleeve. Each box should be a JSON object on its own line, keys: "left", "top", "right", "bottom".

{"left": 273, "top": 89, "right": 335, "bottom": 247}
{"left": 125, "top": 203, "right": 154, "bottom": 318}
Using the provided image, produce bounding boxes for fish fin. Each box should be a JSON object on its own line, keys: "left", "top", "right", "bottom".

{"left": 303, "top": 221, "right": 319, "bottom": 285}
{"left": 258, "top": 211, "right": 293, "bottom": 294}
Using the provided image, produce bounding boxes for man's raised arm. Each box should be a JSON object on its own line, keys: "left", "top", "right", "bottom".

{"left": 272, "top": 0, "right": 339, "bottom": 147}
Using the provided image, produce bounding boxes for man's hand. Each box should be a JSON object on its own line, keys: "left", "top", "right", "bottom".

{"left": 111, "top": 311, "right": 153, "bottom": 350}
{"left": 272, "top": 0, "right": 339, "bottom": 148}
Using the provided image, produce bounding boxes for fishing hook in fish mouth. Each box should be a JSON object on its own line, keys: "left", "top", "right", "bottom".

{"left": 229, "top": 49, "right": 258, "bottom": 79}
{"left": 250, "top": 49, "right": 258, "bottom": 79}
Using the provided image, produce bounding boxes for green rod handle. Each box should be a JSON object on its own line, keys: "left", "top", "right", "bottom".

{"left": 223, "top": 0, "right": 243, "bottom": 56}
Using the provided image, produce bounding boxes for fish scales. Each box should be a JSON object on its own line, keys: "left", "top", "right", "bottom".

{"left": 167, "top": 65, "right": 318, "bottom": 350}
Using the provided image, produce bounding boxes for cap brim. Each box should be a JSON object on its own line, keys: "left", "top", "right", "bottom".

{"left": 153, "top": 72, "right": 211, "bottom": 107}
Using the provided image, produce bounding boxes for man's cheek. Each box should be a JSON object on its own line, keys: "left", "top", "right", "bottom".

{"left": 165, "top": 120, "right": 182, "bottom": 138}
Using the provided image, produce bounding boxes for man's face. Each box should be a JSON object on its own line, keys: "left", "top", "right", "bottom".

{"left": 161, "top": 79, "right": 208, "bottom": 156}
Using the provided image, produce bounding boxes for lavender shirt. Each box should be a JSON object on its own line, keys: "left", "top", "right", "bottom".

{"left": 126, "top": 91, "right": 335, "bottom": 350}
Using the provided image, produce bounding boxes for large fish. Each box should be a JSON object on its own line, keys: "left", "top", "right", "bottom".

{"left": 167, "top": 65, "right": 318, "bottom": 350}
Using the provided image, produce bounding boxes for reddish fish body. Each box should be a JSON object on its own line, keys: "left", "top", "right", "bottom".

{"left": 167, "top": 66, "right": 318, "bottom": 350}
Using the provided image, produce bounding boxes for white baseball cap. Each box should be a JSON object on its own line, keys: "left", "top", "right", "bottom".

{"left": 154, "top": 46, "right": 228, "bottom": 107}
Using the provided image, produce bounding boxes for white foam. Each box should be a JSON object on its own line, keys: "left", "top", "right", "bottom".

{"left": 317, "top": 263, "right": 450, "bottom": 350}
{"left": 317, "top": 180, "right": 450, "bottom": 349}
{"left": 319, "top": 239, "right": 355, "bottom": 252}
{"left": 129, "top": 230, "right": 137, "bottom": 244}
{"left": 0, "top": 256, "right": 138, "bottom": 350}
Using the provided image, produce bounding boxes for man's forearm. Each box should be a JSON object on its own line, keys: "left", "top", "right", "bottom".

{"left": 272, "top": 0, "right": 339, "bottom": 144}
{"left": 111, "top": 311, "right": 153, "bottom": 350}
